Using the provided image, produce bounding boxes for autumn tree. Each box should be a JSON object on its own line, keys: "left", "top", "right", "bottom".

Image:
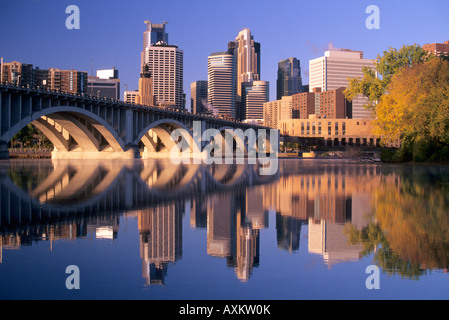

{"left": 344, "top": 44, "right": 428, "bottom": 111}
{"left": 375, "top": 58, "right": 449, "bottom": 161}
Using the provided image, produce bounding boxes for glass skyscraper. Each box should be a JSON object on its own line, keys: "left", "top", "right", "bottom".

{"left": 276, "top": 57, "right": 303, "bottom": 100}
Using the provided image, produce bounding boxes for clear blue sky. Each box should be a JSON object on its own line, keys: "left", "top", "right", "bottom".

{"left": 1, "top": 0, "right": 448, "bottom": 110}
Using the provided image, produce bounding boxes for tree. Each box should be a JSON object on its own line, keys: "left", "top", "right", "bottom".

{"left": 344, "top": 44, "right": 428, "bottom": 111}
{"left": 375, "top": 58, "right": 449, "bottom": 160}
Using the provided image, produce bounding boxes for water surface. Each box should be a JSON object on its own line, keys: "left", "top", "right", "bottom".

{"left": 1, "top": 158, "right": 449, "bottom": 300}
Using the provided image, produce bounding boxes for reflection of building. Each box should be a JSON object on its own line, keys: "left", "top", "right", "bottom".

{"left": 138, "top": 203, "right": 183, "bottom": 285}
{"left": 308, "top": 219, "right": 364, "bottom": 266}
{"left": 262, "top": 164, "right": 385, "bottom": 265}
{"left": 276, "top": 213, "right": 303, "bottom": 252}
{"left": 206, "top": 186, "right": 267, "bottom": 281}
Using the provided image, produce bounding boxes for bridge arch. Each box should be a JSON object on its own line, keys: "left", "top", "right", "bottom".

{"left": 3, "top": 106, "right": 126, "bottom": 155}
{"left": 137, "top": 119, "right": 201, "bottom": 158}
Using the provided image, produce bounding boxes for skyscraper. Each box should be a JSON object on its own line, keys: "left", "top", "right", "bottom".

{"left": 137, "top": 64, "right": 155, "bottom": 106}
{"left": 277, "top": 58, "right": 303, "bottom": 100}
{"left": 190, "top": 80, "right": 208, "bottom": 114}
{"left": 207, "top": 52, "right": 236, "bottom": 118}
{"left": 241, "top": 80, "right": 269, "bottom": 122}
{"left": 228, "top": 28, "right": 261, "bottom": 101}
{"left": 141, "top": 21, "right": 184, "bottom": 109}
{"left": 309, "top": 49, "right": 375, "bottom": 119}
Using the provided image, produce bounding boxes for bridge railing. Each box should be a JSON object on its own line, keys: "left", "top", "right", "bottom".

{"left": 0, "top": 83, "right": 269, "bottom": 129}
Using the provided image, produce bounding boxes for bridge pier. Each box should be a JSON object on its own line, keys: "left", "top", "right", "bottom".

{"left": 0, "top": 141, "right": 9, "bottom": 159}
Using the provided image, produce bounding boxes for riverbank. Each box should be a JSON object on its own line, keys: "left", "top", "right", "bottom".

{"left": 8, "top": 148, "right": 52, "bottom": 159}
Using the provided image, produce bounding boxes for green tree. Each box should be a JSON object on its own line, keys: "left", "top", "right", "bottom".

{"left": 344, "top": 44, "right": 428, "bottom": 111}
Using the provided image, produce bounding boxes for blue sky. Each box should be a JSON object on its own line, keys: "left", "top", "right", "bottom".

{"left": 1, "top": 0, "right": 448, "bottom": 110}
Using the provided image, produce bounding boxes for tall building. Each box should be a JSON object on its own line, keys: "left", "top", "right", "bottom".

{"left": 277, "top": 58, "right": 303, "bottom": 100}
{"left": 423, "top": 41, "right": 449, "bottom": 57}
{"left": 228, "top": 28, "right": 261, "bottom": 118}
{"left": 87, "top": 68, "right": 120, "bottom": 100}
{"left": 141, "top": 21, "right": 184, "bottom": 109}
{"left": 190, "top": 80, "right": 208, "bottom": 114}
{"left": 207, "top": 51, "right": 237, "bottom": 118}
{"left": 309, "top": 49, "right": 375, "bottom": 119}
{"left": 241, "top": 80, "right": 269, "bottom": 122}
{"left": 137, "top": 64, "right": 155, "bottom": 106}
{"left": 263, "top": 95, "right": 293, "bottom": 129}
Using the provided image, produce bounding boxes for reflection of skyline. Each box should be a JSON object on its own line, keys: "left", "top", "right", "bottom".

{"left": 3, "top": 159, "right": 442, "bottom": 283}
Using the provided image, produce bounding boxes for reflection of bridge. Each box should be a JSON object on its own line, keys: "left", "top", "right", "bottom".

{"left": 0, "top": 159, "right": 278, "bottom": 230}
{"left": 0, "top": 84, "right": 277, "bottom": 159}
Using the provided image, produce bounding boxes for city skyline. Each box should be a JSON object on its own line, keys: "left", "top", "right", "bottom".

{"left": 0, "top": 0, "right": 448, "bottom": 112}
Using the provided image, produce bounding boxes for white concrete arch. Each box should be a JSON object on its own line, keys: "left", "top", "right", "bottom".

{"left": 137, "top": 118, "right": 201, "bottom": 158}
{"left": 2, "top": 106, "right": 126, "bottom": 153}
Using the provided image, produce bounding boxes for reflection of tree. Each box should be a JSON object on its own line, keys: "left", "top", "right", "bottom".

{"left": 346, "top": 167, "right": 449, "bottom": 280}
{"left": 346, "top": 223, "right": 425, "bottom": 280}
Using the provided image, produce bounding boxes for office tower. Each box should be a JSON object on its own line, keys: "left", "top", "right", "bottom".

{"left": 137, "top": 64, "right": 155, "bottom": 106}
{"left": 422, "top": 41, "right": 449, "bottom": 57}
{"left": 87, "top": 68, "right": 120, "bottom": 100}
{"left": 124, "top": 90, "right": 139, "bottom": 103}
{"left": 207, "top": 51, "right": 237, "bottom": 118}
{"left": 141, "top": 21, "right": 184, "bottom": 109}
{"left": 241, "top": 80, "right": 269, "bottom": 122}
{"left": 143, "top": 21, "right": 169, "bottom": 48}
{"left": 0, "top": 61, "right": 34, "bottom": 86}
{"left": 309, "top": 49, "right": 375, "bottom": 119}
{"left": 277, "top": 58, "right": 303, "bottom": 100}
{"left": 190, "top": 80, "right": 208, "bottom": 114}
{"left": 263, "top": 95, "right": 293, "bottom": 129}
{"left": 141, "top": 21, "right": 169, "bottom": 67}
{"left": 228, "top": 28, "right": 261, "bottom": 101}
{"left": 142, "top": 43, "right": 184, "bottom": 109}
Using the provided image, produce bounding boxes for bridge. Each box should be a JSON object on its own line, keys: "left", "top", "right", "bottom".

{"left": 0, "top": 159, "right": 278, "bottom": 231}
{"left": 0, "top": 84, "right": 278, "bottom": 160}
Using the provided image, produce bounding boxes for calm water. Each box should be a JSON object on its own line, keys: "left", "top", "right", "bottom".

{"left": 1, "top": 158, "right": 449, "bottom": 300}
